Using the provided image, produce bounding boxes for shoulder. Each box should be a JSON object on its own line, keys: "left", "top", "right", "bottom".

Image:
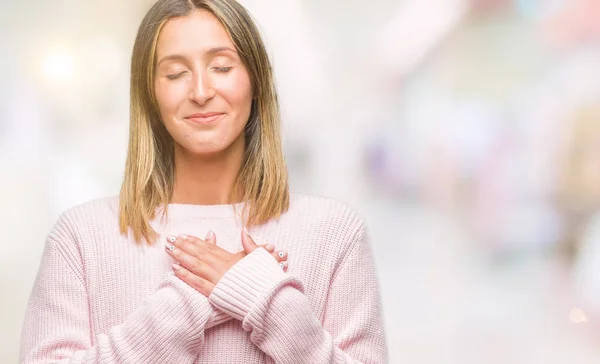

{"left": 49, "top": 196, "right": 120, "bottom": 242}
{"left": 288, "top": 193, "right": 363, "bottom": 219}
{"left": 59, "top": 195, "right": 120, "bottom": 223}
{"left": 41, "top": 196, "right": 120, "bottom": 267}
{"left": 284, "top": 192, "right": 367, "bottom": 240}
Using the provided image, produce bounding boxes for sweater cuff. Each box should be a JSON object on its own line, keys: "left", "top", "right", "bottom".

{"left": 161, "top": 272, "right": 213, "bottom": 327}
{"left": 166, "top": 273, "right": 231, "bottom": 329}
{"left": 209, "top": 248, "right": 286, "bottom": 321}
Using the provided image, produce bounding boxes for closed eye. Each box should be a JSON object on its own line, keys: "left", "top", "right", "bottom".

{"left": 166, "top": 71, "right": 186, "bottom": 80}
{"left": 213, "top": 67, "right": 232, "bottom": 73}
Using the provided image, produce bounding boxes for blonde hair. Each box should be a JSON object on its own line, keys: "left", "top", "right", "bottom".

{"left": 119, "top": 0, "right": 289, "bottom": 245}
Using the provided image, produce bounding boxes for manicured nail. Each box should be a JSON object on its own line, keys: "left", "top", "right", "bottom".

{"left": 172, "top": 263, "right": 180, "bottom": 271}
{"left": 167, "top": 235, "right": 176, "bottom": 243}
{"left": 178, "top": 234, "right": 188, "bottom": 240}
{"left": 279, "top": 262, "right": 287, "bottom": 270}
{"left": 265, "top": 244, "right": 274, "bottom": 252}
{"left": 165, "top": 243, "right": 175, "bottom": 251}
{"left": 278, "top": 251, "right": 287, "bottom": 259}
{"left": 206, "top": 230, "right": 214, "bottom": 240}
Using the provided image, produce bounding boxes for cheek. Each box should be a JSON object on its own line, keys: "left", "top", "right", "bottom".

{"left": 220, "top": 72, "right": 253, "bottom": 113}
{"left": 155, "top": 79, "right": 185, "bottom": 117}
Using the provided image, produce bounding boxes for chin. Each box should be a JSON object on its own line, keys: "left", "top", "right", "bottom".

{"left": 178, "top": 136, "right": 241, "bottom": 157}
{"left": 182, "top": 143, "right": 227, "bottom": 156}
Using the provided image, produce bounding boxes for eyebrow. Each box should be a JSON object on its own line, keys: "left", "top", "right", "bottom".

{"left": 157, "top": 46, "right": 237, "bottom": 66}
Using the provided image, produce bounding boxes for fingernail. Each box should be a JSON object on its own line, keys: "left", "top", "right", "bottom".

{"left": 172, "top": 263, "right": 180, "bottom": 271}
{"left": 265, "top": 244, "right": 274, "bottom": 252}
{"left": 243, "top": 227, "right": 250, "bottom": 236}
{"left": 178, "top": 234, "right": 188, "bottom": 240}
{"left": 279, "top": 262, "right": 287, "bottom": 270}
{"left": 278, "top": 251, "right": 287, "bottom": 259}
{"left": 167, "top": 235, "right": 176, "bottom": 243}
{"left": 165, "top": 243, "right": 175, "bottom": 251}
{"left": 206, "top": 230, "right": 214, "bottom": 240}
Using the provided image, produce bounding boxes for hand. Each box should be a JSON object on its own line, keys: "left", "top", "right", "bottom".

{"left": 165, "top": 230, "right": 288, "bottom": 297}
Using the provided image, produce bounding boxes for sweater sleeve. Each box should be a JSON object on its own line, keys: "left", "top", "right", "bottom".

{"left": 20, "top": 220, "right": 216, "bottom": 364}
{"left": 208, "top": 223, "right": 389, "bottom": 364}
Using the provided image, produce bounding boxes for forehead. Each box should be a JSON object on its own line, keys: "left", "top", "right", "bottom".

{"left": 156, "top": 8, "right": 235, "bottom": 57}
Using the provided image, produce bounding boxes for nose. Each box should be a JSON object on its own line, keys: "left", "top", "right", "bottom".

{"left": 189, "top": 71, "right": 216, "bottom": 105}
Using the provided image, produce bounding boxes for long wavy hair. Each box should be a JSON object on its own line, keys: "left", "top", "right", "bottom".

{"left": 119, "top": 0, "right": 289, "bottom": 245}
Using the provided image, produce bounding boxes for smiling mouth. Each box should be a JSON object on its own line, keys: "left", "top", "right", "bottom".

{"left": 184, "top": 113, "right": 224, "bottom": 125}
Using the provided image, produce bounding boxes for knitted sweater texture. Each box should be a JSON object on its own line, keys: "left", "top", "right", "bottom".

{"left": 20, "top": 193, "right": 388, "bottom": 363}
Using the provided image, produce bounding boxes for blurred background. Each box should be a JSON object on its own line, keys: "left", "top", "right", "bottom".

{"left": 2, "top": 0, "right": 600, "bottom": 362}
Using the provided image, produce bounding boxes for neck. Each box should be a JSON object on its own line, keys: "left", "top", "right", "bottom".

{"left": 170, "top": 135, "right": 245, "bottom": 206}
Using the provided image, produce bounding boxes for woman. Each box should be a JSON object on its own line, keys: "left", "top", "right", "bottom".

{"left": 20, "top": 0, "right": 388, "bottom": 363}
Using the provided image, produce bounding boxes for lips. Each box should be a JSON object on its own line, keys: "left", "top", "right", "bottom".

{"left": 184, "top": 112, "right": 224, "bottom": 125}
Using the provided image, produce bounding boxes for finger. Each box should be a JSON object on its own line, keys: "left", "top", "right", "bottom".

{"left": 274, "top": 250, "right": 288, "bottom": 262}
{"left": 172, "top": 263, "right": 215, "bottom": 297}
{"left": 186, "top": 233, "right": 233, "bottom": 261}
{"left": 205, "top": 230, "right": 216, "bottom": 244}
{"left": 170, "top": 234, "right": 221, "bottom": 267}
{"left": 167, "top": 234, "right": 207, "bottom": 260}
{"left": 165, "top": 236, "right": 221, "bottom": 283}
{"left": 247, "top": 244, "right": 287, "bottom": 264}
{"left": 241, "top": 228, "right": 258, "bottom": 254}
{"left": 260, "top": 244, "right": 286, "bottom": 262}
{"left": 279, "top": 261, "right": 288, "bottom": 272}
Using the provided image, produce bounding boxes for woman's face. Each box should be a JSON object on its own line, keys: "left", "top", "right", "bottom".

{"left": 154, "top": 9, "right": 253, "bottom": 156}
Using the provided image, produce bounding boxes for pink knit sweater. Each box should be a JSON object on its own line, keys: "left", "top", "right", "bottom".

{"left": 20, "top": 193, "right": 388, "bottom": 363}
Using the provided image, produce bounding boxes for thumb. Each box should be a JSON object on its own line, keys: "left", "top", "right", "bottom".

{"left": 241, "top": 228, "right": 258, "bottom": 254}
{"left": 205, "top": 230, "right": 216, "bottom": 244}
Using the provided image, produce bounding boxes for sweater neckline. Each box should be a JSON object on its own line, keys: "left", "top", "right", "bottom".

{"left": 160, "top": 201, "right": 246, "bottom": 219}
